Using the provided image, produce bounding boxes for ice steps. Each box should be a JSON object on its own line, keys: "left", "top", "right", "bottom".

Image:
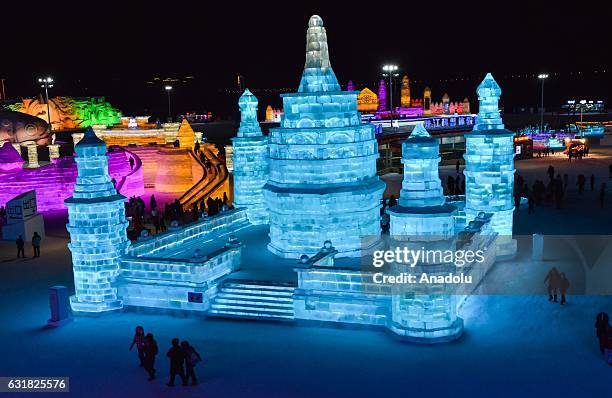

{"left": 207, "top": 279, "right": 296, "bottom": 322}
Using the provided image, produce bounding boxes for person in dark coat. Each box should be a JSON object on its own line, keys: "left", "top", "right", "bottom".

{"left": 16, "top": 235, "right": 25, "bottom": 258}
{"left": 558, "top": 272, "right": 570, "bottom": 305}
{"left": 167, "top": 338, "right": 187, "bottom": 387}
{"left": 129, "top": 325, "right": 146, "bottom": 367}
{"left": 181, "top": 341, "right": 202, "bottom": 386}
{"left": 595, "top": 312, "right": 610, "bottom": 354}
{"left": 544, "top": 267, "right": 561, "bottom": 302}
{"left": 31, "top": 232, "right": 41, "bottom": 257}
{"left": 143, "top": 333, "right": 158, "bottom": 381}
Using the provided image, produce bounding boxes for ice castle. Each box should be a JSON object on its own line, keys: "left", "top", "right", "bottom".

{"left": 386, "top": 123, "right": 463, "bottom": 342}
{"left": 65, "top": 127, "right": 129, "bottom": 313}
{"left": 231, "top": 89, "right": 269, "bottom": 225}
{"left": 464, "top": 73, "right": 516, "bottom": 256}
{"left": 263, "top": 15, "right": 385, "bottom": 258}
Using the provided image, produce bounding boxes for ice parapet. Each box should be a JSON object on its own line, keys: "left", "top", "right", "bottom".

{"left": 65, "top": 127, "right": 129, "bottom": 313}
{"left": 264, "top": 15, "right": 384, "bottom": 258}
{"left": 231, "top": 89, "right": 269, "bottom": 224}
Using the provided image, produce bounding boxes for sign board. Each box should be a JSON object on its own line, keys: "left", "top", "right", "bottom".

{"left": 6, "top": 190, "right": 37, "bottom": 222}
{"left": 188, "top": 292, "right": 203, "bottom": 303}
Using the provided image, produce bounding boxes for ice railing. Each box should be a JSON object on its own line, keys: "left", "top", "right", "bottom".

{"left": 126, "top": 208, "right": 248, "bottom": 258}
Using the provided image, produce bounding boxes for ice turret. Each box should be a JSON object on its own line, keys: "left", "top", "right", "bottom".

{"left": 464, "top": 73, "right": 516, "bottom": 257}
{"left": 65, "top": 127, "right": 129, "bottom": 313}
{"left": 232, "top": 89, "right": 269, "bottom": 224}
{"left": 386, "top": 122, "right": 462, "bottom": 342}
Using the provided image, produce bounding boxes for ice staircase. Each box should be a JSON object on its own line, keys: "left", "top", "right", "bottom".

{"left": 208, "top": 279, "right": 296, "bottom": 321}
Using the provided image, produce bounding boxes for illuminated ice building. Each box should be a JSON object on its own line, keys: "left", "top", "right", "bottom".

{"left": 232, "top": 89, "right": 269, "bottom": 224}
{"left": 464, "top": 73, "right": 516, "bottom": 256}
{"left": 263, "top": 15, "right": 385, "bottom": 258}
{"left": 65, "top": 127, "right": 129, "bottom": 313}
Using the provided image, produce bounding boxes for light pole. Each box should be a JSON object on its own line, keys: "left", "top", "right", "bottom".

{"left": 165, "top": 85, "right": 173, "bottom": 122}
{"left": 537, "top": 73, "right": 548, "bottom": 132}
{"left": 38, "top": 76, "right": 54, "bottom": 130}
{"left": 382, "top": 64, "right": 399, "bottom": 125}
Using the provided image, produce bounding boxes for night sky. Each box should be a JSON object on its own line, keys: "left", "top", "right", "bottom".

{"left": 1, "top": 1, "right": 609, "bottom": 119}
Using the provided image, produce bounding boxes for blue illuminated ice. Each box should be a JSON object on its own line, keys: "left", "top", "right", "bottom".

{"left": 464, "top": 73, "right": 516, "bottom": 254}
{"left": 263, "top": 15, "right": 385, "bottom": 258}
{"left": 386, "top": 122, "right": 462, "bottom": 342}
{"left": 231, "top": 89, "right": 269, "bottom": 225}
{"left": 65, "top": 127, "right": 129, "bottom": 313}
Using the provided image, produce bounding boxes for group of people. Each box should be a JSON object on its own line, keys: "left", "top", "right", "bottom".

{"left": 594, "top": 312, "right": 612, "bottom": 365}
{"left": 515, "top": 164, "right": 608, "bottom": 214}
{"left": 15, "top": 232, "right": 42, "bottom": 259}
{"left": 130, "top": 326, "right": 203, "bottom": 386}
{"left": 567, "top": 146, "right": 589, "bottom": 161}
{"left": 544, "top": 267, "right": 570, "bottom": 305}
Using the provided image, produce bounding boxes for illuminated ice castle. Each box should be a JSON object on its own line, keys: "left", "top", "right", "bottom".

{"left": 263, "top": 15, "right": 385, "bottom": 258}
{"left": 464, "top": 73, "right": 516, "bottom": 256}
{"left": 231, "top": 89, "right": 269, "bottom": 224}
{"left": 65, "top": 127, "right": 129, "bottom": 313}
{"left": 386, "top": 123, "right": 462, "bottom": 342}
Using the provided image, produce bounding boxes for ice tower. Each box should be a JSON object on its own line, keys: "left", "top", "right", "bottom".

{"left": 464, "top": 73, "right": 516, "bottom": 256}
{"left": 231, "top": 89, "right": 269, "bottom": 224}
{"left": 65, "top": 127, "right": 129, "bottom": 313}
{"left": 386, "top": 123, "right": 462, "bottom": 342}
{"left": 263, "top": 15, "right": 385, "bottom": 258}
{"left": 377, "top": 79, "right": 387, "bottom": 111}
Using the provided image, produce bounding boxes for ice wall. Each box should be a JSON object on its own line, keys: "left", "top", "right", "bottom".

{"left": 264, "top": 15, "right": 384, "bottom": 258}
{"left": 231, "top": 89, "right": 269, "bottom": 224}
{"left": 65, "top": 127, "right": 129, "bottom": 313}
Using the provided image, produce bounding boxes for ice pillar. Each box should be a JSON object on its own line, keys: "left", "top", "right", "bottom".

{"left": 386, "top": 123, "right": 462, "bottom": 342}
{"left": 231, "top": 89, "right": 269, "bottom": 225}
{"left": 65, "top": 127, "right": 129, "bottom": 313}
{"left": 464, "top": 73, "right": 516, "bottom": 257}
{"left": 263, "top": 15, "right": 384, "bottom": 258}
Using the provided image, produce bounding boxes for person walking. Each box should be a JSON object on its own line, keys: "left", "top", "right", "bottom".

{"left": 129, "top": 326, "right": 146, "bottom": 367}
{"left": 167, "top": 338, "right": 187, "bottom": 387}
{"left": 559, "top": 272, "right": 570, "bottom": 305}
{"left": 16, "top": 235, "right": 25, "bottom": 258}
{"left": 31, "top": 232, "right": 41, "bottom": 258}
{"left": 595, "top": 312, "right": 610, "bottom": 355}
{"left": 455, "top": 160, "right": 460, "bottom": 174}
{"left": 143, "top": 333, "right": 158, "bottom": 381}
{"left": 181, "top": 341, "right": 202, "bottom": 386}
{"left": 544, "top": 267, "right": 561, "bottom": 302}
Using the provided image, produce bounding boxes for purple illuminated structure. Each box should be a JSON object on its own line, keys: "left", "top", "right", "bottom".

{"left": 347, "top": 80, "right": 355, "bottom": 91}
{"left": 378, "top": 79, "right": 387, "bottom": 111}
{"left": 0, "top": 146, "right": 144, "bottom": 211}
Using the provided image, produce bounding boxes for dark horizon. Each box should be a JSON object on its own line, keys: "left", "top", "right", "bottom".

{"left": 1, "top": 1, "right": 609, "bottom": 119}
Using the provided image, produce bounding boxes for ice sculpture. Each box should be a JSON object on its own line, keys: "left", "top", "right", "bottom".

{"left": 263, "top": 15, "right": 385, "bottom": 258}
{"left": 232, "top": 89, "right": 269, "bottom": 224}
{"left": 464, "top": 73, "right": 516, "bottom": 256}
{"left": 346, "top": 80, "right": 355, "bottom": 91}
{"left": 400, "top": 75, "right": 411, "bottom": 107}
{"left": 386, "top": 122, "right": 462, "bottom": 342}
{"left": 65, "top": 127, "right": 129, "bottom": 313}
{"left": 377, "top": 79, "right": 387, "bottom": 111}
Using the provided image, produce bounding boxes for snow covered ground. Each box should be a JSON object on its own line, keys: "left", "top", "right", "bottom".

{"left": 1, "top": 147, "right": 611, "bottom": 397}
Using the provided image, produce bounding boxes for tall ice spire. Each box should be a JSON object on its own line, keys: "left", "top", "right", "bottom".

{"left": 298, "top": 15, "right": 341, "bottom": 93}
{"left": 473, "top": 72, "right": 504, "bottom": 130}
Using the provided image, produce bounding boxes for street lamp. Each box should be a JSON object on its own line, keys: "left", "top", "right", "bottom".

{"left": 382, "top": 64, "right": 399, "bottom": 125}
{"left": 38, "top": 76, "right": 54, "bottom": 130}
{"left": 537, "top": 73, "right": 549, "bottom": 132}
{"left": 164, "top": 85, "right": 173, "bottom": 122}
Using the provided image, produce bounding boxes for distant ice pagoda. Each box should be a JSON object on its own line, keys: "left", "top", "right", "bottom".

{"left": 65, "top": 127, "right": 129, "bottom": 313}
{"left": 464, "top": 73, "right": 516, "bottom": 256}
{"left": 264, "top": 15, "right": 385, "bottom": 258}
{"left": 231, "top": 89, "right": 269, "bottom": 224}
